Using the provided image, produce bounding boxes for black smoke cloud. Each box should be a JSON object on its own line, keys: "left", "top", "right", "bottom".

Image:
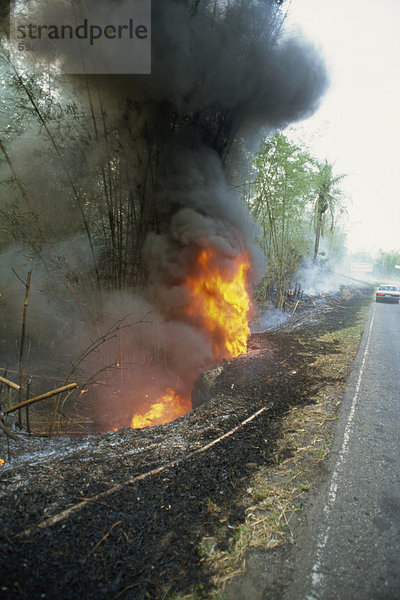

{"left": 26, "top": 0, "right": 327, "bottom": 141}
{"left": 1, "top": 0, "right": 328, "bottom": 430}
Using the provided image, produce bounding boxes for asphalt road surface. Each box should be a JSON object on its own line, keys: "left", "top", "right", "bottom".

{"left": 285, "top": 300, "right": 400, "bottom": 600}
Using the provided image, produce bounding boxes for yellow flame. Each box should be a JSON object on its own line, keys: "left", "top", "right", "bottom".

{"left": 130, "top": 389, "right": 190, "bottom": 429}
{"left": 128, "top": 247, "right": 251, "bottom": 430}
{"left": 185, "top": 248, "right": 251, "bottom": 359}
{"left": 0, "top": 458, "right": 5, "bottom": 467}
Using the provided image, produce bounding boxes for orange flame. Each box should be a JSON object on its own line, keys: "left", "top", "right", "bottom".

{"left": 0, "top": 458, "right": 5, "bottom": 467}
{"left": 130, "top": 389, "right": 190, "bottom": 429}
{"left": 185, "top": 248, "right": 251, "bottom": 359}
{"left": 129, "top": 246, "right": 251, "bottom": 430}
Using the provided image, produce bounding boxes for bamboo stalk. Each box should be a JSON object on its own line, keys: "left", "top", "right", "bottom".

{"left": 4, "top": 384, "right": 78, "bottom": 415}
{"left": 5, "top": 56, "right": 100, "bottom": 287}
{"left": 18, "top": 270, "right": 32, "bottom": 426}
{"left": 0, "top": 138, "right": 34, "bottom": 213}
{"left": 0, "top": 375, "right": 20, "bottom": 391}
{"left": 65, "top": 282, "right": 95, "bottom": 334}
{"left": 0, "top": 139, "right": 50, "bottom": 249}
{"left": 25, "top": 377, "right": 32, "bottom": 435}
{"left": 0, "top": 135, "right": 95, "bottom": 330}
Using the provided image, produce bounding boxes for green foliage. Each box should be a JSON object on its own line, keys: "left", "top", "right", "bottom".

{"left": 247, "top": 133, "right": 346, "bottom": 308}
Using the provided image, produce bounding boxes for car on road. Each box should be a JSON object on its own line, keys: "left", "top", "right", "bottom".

{"left": 375, "top": 284, "right": 400, "bottom": 303}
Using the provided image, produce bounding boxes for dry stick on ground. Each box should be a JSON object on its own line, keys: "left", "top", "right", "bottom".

{"left": 292, "top": 300, "right": 300, "bottom": 315}
{"left": 4, "top": 384, "right": 78, "bottom": 416}
{"left": 81, "top": 520, "right": 123, "bottom": 565}
{"left": 17, "top": 405, "right": 270, "bottom": 538}
{"left": 17, "top": 270, "right": 32, "bottom": 427}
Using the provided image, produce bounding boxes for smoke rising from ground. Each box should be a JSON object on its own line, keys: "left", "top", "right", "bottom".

{"left": 0, "top": 0, "right": 329, "bottom": 430}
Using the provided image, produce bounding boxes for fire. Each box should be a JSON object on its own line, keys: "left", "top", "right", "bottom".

{"left": 0, "top": 458, "right": 4, "bottom": 467}
{"left": 185, "top": 248, "right": 251, "bottom": 359}
{"left": 130, "top": 389, "right": 191, "bottom": 429}
{"left": 127, "top": 246, "right": 251, "bottom": 431}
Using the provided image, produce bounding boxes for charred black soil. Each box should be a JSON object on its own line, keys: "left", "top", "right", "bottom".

{"left": 0, "top": 286, "right": 373, "bottom": 600}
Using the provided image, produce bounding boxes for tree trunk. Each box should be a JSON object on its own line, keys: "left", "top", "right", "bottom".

{"left": 313, "top": 190, "right": 328, "bottom": 263}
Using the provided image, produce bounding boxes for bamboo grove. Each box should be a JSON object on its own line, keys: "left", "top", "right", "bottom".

{"left": 245, "top": 133, "right": 346, "bottom": 309}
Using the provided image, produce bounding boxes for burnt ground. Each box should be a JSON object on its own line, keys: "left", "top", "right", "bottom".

{"left": 0, "top": 286, "right": 373, "bottom": 600}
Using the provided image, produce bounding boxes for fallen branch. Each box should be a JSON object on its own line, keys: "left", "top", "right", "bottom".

{"left": 292, "top": 300, "right": 300, "bottom": 315}
{"left": 75, "top": 497, "right": 113, "bottom": 509}
{"left": 4, "top": 384, "right": 78, "bottom": 415}
{"left": 0, "top": 376, "right": 20, "bottom": 392}
{"left": 17, "top": 404, "right": 271, "bottom": 537}
{"left": 280, "top": 352, "right": 293, "bottom": 365}
{"left": 81, "top": 521, "right": 122, "bottom": 564}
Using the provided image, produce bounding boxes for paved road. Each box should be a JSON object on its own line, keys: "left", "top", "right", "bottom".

{"left": 285, "top": 301, "right": 400, "bottom": 600}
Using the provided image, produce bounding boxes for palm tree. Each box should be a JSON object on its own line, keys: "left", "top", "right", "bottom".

{"left": 313, "top": 161, "right": 346, "bottom": 263}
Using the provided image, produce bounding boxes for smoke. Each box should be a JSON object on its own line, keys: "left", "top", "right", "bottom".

{"left": 0, "top": 0, "right": 329, "bottom": 430}
{"left": 298, "top": 262, "right": 343, "bottom": 297}
{"left": 295, "top": 237, "right": 349, "bottom": 296}
{"left": 251, "top": 307, "right": 291, "bottom": 333}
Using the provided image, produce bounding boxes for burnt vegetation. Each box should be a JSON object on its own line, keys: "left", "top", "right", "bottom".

{"left": 0, "top": 287, "right": 372, "bottom": 599}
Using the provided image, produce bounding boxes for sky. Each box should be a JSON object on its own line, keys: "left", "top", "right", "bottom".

{"left": 286, "top": 0, "right": 400, "bottom": 254}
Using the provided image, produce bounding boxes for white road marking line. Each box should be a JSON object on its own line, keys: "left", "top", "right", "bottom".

{"left": 306, "top": 304, "right": 377, "bottom": 599}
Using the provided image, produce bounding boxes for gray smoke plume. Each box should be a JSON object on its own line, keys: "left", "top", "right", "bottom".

{"left": 0, "top": 0, "right": 328, "bottom": 431}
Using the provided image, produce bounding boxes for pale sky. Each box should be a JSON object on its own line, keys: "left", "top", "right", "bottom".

{"left": 286, "top": 0, "right": 400, "bottom": 254}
